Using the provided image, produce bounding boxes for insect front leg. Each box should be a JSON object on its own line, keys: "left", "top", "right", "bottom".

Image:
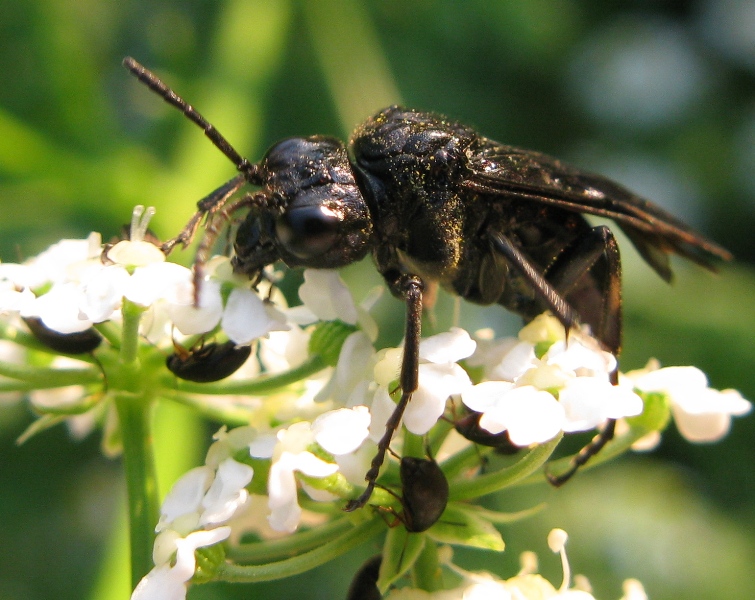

{"left": 161, "top": 175, "right": 247, "bottom": 255}
{"left": 541, "top": 225, "right": 623, "bottom": 486}
{"left": 344, "top": 273, "right": 424, "bottom": 512}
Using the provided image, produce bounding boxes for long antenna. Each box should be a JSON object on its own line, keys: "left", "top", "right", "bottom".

{"left": 122, "top": 57, "right": 260, "bottom": 183}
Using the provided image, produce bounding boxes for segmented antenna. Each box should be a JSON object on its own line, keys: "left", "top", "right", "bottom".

{"left": 122, "top": 57, "right": 261, "bottom": 184}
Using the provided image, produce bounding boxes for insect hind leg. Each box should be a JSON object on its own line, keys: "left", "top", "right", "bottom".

{"left": 544, "top": 224, "right": 622, "bottom": 358}
{"left": 543, "top": 225, "right": 623, "bottom": 485}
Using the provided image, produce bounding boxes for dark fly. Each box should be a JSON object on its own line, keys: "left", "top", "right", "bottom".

{"left": 123, "top": 57, "right": 732, "bottom": 509}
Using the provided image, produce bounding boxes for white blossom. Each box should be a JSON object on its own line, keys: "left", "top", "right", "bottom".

{"left": 312, "top": 406, "right": 371, "bottom": 455}
{"left": 627, "top": 364, "right": 752, "bottom": 442}
{"left": 138, "top": 426, "right": 257, "bottom": 599}
{"left": 130, "top": 527, "right": 231, "bottom": 600}
{"left": 463, "top": 382, "right": 565, "bottom": 446}
{"left": 221, "top": 287, "right": 288, "bottom": 344}
{"left": 462, "top": 314, "right": 643, "bottom": 445}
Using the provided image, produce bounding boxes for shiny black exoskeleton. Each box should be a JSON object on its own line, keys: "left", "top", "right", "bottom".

{"left": 166, "top": 340, "right": 251, "bottom": 383}
{"left": 123, "top": 58, "right": 732, "bottom": 510}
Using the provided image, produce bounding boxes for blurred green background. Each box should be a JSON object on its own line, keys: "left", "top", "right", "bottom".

{"left": 0, "top": 1, "right": 753, "bottom": 599}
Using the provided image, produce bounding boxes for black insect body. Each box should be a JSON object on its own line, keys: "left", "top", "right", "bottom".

{"left": 123, "top": 58, "right": 732, "bottom": 508}
{"left": 23, "top": 316, "right": 103, "bottom": 354}
{"left": 345, "top": 555, "right": 383, "bottom": 600}
{"left": 166, "top": 340, "right": 252, "bottom": 383}
{"left": 394, "top": 456, "right": 449, "bottom": 533}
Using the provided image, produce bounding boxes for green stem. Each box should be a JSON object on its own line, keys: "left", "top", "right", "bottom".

{"left": 114, "top": 392, "right": 159, "bottom": 589}
{"left": 227, "top": 517, "right": 354, "bottom": 563}
{"left": 113, "top": 299, "right": 160, "bottom": 589}
{"left": 119, "top": 301, "right": 143, "bottom": 365}
{"left": 216, "top": 518, "right": 384, "bottom": 583}
{"left": 0, "top": 361, "right": 101, "bottom": 386}
{"left": 449, "top": 434, "right": 562, "bottom": 501}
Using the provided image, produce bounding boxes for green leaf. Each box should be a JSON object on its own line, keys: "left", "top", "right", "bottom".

{"left": 426, "top": 504, "right": 505, "bottom": 551}
{"left": 377, "top": 527, "right": 426, "bottom": 593}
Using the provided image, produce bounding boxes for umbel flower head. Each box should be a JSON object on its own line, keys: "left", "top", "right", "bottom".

{"left": 0, "top": 207, "right": 750, "bottom": 600}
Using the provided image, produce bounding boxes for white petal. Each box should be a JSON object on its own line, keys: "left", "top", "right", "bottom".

{"left": 334, "top": 440, "right": 377, "bottom": 485}
{"left": 373, "top": 347, "right": 403, "bottom": 387}
{"left": 321, "top": 331, "right": 375, "bottom": 405}
{"left": 259, "top": 325, "right": 310, "bottom": 373}
{"left": 559, "top": 378, "right": 642, "bottom": 432}
{"left": 152, "top": 529, "right": 182, "bottom": 567}
{"left": 126, "top": 263, "right": 193, "bottom": 307}
{"left": 419, "top": 327, "right": 476, "bottom": 363}
{"left": 168, "top": 278, "right": 223, "bottom": 335}
{"left": 298, "top": 270, "right": 358, "bottom": 324}
{"left": 130, "top": 564, "right": 186, "bottom": 600}
{"left": 158, "top": 467, "right": 213, "bottom": 530}
{"left": 248, "top": 434, "right": 278, "bottom": 459}
{"left": 221, "top": 288, "right": 277, "bottom": 344}
{"left": 546, "top": 339, "right": 616, "bottom": 375}
{"left": 490, "top": 340, "right": 537, "bottom": 382}
{"left": 109, "top": 240, "right": 165, "bottom": 267}
{"left": 30, "top": 284, "right": 93, "bottom": 333}
{"left": 672, "top": 404, "right": 731, "bottom": 442}
{"left": 632, "top": 365, "right": 708, "bottom": 393}
{"left": 267, "top": 454, "right": 301, "bottom": 532}
{"left": 403, "top": 363, "right": 472, "bottom": 434}
{"left": 79, "top": 265, "right": 130, "bottom": 322}
{"left": 173, "top": 527, "right": 231, "bottom": 580}
{"left": 0, "top": 286, "right": 35, "bottom": 313}
{"left": 479, "top": 386, "right": 565, "bottom": 445}
{"left": 292, "top": 451, "right": 339, "bottom": 477}
{"left": 200, "top": 458, "right": 253, "bottom": 526}
{"left": 312, "top": 406, "right": 371, "bottom": 455}
{"left": 462, "top": 380, "right": 515, "bottom": 413}
{"left": 369, "top": 386, "right": 397, "bottom": 442}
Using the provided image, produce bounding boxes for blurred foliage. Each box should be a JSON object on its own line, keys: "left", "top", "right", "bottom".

{"left": 0, "top": 1, "right": 753, "bottom": 599}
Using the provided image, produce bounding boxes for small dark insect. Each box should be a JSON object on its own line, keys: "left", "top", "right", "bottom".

{"left": 345, "top": 555, "right": 382, "bottom": 600}
{"left": 454, "top": 410, "right": 520, "bottom": 455}
{"left": 394, "top": 456, "right": 449, "bottom": 533}
{"left": 23, "top": 316, "right": 103, "bottom": 354}
{"left": 123, "top": 57, "right": 732, "bottom": 508}
{"left": 166, "top": 340, "right": 251, "bottom": 383}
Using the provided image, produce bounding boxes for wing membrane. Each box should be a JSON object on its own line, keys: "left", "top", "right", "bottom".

{"left": 463, "top": 138, "right": 731, "bottom": 279}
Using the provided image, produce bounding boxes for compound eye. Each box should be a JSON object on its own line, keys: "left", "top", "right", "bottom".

{"left": 276, "top": 205, "right": 342, "bottom": 259}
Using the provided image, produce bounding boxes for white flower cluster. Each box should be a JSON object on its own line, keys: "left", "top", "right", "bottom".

{"left": 0, "top": 207, "right": 286, "bottom": 345}
{"left": 623, "top": 362, "right": 751, "bottom": 445}
{"left": 131, "top": 426, "right": 253, "bottom": 600}
{"left": 461, "top": 316, "right": 643, "bottom": 446}
{"left": 1, "top": 213, "right": 751, "bottom": 600}
{"left": 384, "top": 530, "right": 647, "bottom": 600}
{"left": 131, "top": 407, "right": 373, "bottom": 599}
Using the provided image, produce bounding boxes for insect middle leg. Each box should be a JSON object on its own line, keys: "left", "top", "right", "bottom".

{"left": 344, "top": 274, "right": 423, "bottom": 512}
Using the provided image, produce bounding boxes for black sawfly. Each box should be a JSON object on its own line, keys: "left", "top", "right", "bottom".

{"left": 123, "top": 57, "right": 732, "bottom": 511}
